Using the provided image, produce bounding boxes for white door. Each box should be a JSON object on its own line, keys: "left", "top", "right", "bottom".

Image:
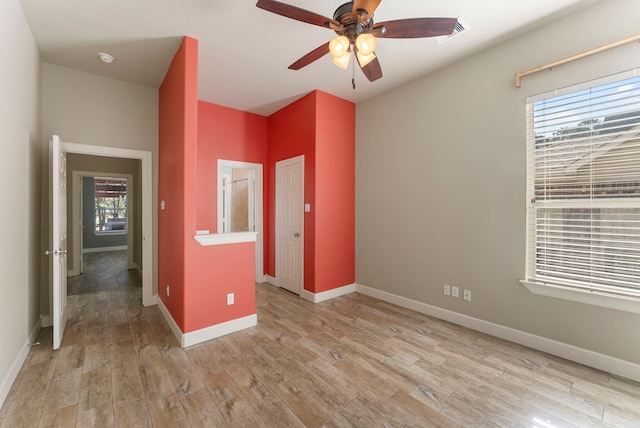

{"left": 49, "top": 135, "right": 68, "bottom": 350}
{"left": 276, "top": 156, "right": 304, "bottom": 294}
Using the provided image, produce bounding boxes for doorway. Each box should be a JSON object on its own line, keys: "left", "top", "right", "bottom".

{"left": 275, "top": 155, "right": 304, "bottom": 295}
{"left": 62, "top": 142, "right": 154, "bottom": 306}
{"left": 217, "top": 159, "right": 264, "bottom": 283}
{"left": 70, "top": 171, "right": 135, "bottom": 277}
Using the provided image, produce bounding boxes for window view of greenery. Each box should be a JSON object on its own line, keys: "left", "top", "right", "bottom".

{"left": 94, "top": 177, "right": 127, "bottom": 232}
{"left": 529, "top": 74, "right": 640, "bottom": 294}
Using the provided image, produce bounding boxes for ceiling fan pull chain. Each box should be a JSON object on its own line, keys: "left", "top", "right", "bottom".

{"left": 352, "top": 55, "right": 356, "bottom": 89}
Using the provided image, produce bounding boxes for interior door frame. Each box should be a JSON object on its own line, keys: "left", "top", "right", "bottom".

{"left": 217, "top": 159, "right": 264, "bottom": 283}
{"left": 63, "top": 142, "right": 155, "bottom": 306}
{"left": 275, "top": 155, "right": 304, "bottom": 294}
{"left": 70, "top": 171, "right": 135, "bottom": 276}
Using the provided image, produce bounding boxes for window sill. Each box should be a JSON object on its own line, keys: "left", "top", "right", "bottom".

{"left": 520, "top": 280, "right": 640, "bottom": 315}
{"left": 194, "top": 232, "right": 257, "bottom": 246}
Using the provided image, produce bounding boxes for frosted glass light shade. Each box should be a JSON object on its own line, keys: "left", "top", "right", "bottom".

{"left": 355, "top": 33, "right": 376, "bottom": 55}
{"left": 332, "top": 52, "right": 351, "bottom": 69}
{"left": 329, "top": 36, "right": 350, "bottom": 58}
{"left": 356, "top": 51, "right": 376, "bottom": 67}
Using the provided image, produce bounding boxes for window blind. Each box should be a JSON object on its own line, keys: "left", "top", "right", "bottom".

{"left": 525, "top": 70, "right": 640, "bottom": 297}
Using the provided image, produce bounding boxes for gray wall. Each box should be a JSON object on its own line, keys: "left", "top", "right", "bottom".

{"left": 356, "top": 0, "right": 640, "bottom": 364}
{"left": 82, "top": 176, "right": 128, "bottom": 249}
{"left": 42, "top": 63, "right": 159, "bottom": 318}
{"left": 0, "top": 0, "right": 42, "bottom": 404}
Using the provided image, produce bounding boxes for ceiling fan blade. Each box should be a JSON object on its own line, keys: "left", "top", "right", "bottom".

{"left": 358, "top": 55, "right": 383, "bottom": 82}
{"left": 256, "top": 0, "right": 339, "bottom": 28}
{"left": 352, "top": 0, "right": 381, "bottom": 22}
{"left": 288, "top": 43, "right": 330, "bottom": 70}
{"left": 374, "top": 17, "right": 458, "bottom": 38}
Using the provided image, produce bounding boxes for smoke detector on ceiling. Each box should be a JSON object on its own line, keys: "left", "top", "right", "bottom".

{"left": 98, "top": 52, "right": 115, "bottom": 64}
{"left": 435, "top": 17, "right": 469, "bottom": 44}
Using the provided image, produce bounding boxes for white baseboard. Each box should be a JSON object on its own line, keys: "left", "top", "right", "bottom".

{"left": 265, "top": 275, "right": 276, "bottom": 286}
{"left": 82, "top": 245, "right": 127, "bottom": 254}
{"left": 301, "top": 283, "right": 356, "bottom": 303}
{"left": 355, "top": 283, "right": 640, "bottom": 383}
{"left": 0, "top": 322, "right": 41, "bottom": 408}
{"left": 133, "top": 262, "right": 142, "bottom": 278}
{"left": 157, "top": 298, "right": 257, "bottom": 348}
{"left": 40, "top": 314, "right": 52, "bottom": 328}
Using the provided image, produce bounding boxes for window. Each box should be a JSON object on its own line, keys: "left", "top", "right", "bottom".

{"left": 94, "top": 177, "right": 127, "bottom": 232}
{"left": 524, "top": 70, "right": 640, "bottom": 306}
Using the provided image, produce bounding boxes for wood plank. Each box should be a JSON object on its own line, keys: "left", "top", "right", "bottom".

{"left": 38, "top": 404, "right": 78, "bottom": 428}
{"left": 180, "top": 388, "right": 229, "bottom": 428}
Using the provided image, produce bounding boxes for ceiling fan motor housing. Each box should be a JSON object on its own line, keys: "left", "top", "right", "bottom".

{"left": 333, "top": 1, "right": 371, "bottom": 41}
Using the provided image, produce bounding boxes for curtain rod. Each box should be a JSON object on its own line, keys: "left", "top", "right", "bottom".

{"left": 514, "top": 33, "right": 640, "bottom": 88}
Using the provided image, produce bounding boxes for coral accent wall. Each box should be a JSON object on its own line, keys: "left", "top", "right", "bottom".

{"left": 267, "top": 90, "right": 355, "bottom": 293}
{"left": 267, "top": 92, "right": 317, "bottom": 290}
{"left": 196, "top": 101, "right": 268, "bottom": 233}
{"left": 314, "top": 91, "right": 356, "bottom": 293}
{"left": 159, "top": 37, "right": 256, "bottom": 334}
{"left": 158, "top": 36, "right": 197, "bottom": 327}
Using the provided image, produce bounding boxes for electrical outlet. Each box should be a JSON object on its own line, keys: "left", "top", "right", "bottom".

{"left": 227, "top": 293, "right": 234, "bottom": 305}
{"left": 464, "top": 289, "right": 471, "bottom": 301}
{"left": 166, "top": 285, "right": 170, "bottom": 296}
{"left": 443, "top": 284, "right": 451, "bottom": 296}
{"left": 452, "top": 286, "right": 459, "bottom": 298}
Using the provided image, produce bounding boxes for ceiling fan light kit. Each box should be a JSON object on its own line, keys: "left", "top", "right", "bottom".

{"left": 256, "top": 0, "right": 458, "bottom": 83}
{"left": 329, "top": 35, "right": 351, "bottom": 69}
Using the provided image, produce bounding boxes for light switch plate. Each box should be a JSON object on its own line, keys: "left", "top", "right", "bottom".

{"left": 305, "top": 203, "right": 311, "bottom": 212}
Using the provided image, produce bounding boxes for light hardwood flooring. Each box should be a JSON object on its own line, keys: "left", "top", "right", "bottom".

{"left": 1, "top": 251, "right": 639, "bottom": 427}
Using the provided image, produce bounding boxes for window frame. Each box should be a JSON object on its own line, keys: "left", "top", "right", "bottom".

{"left": 93, "top": 177, "right": 128, "bottom": 235}
{"left": 522, "top": 68, "right": 640, "bottom": 315}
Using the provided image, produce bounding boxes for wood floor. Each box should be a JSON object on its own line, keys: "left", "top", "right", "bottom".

{"left": 1, "top": 251, "right": 639, "bottom": 427}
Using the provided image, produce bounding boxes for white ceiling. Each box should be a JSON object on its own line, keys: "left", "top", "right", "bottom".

{"left": 20, "top": 0, "right": 600, "bottom": 116}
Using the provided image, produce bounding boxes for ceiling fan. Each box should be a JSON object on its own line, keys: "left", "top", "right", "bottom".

{"left": 256, "top": 0, "right": 458, "bottom": 83}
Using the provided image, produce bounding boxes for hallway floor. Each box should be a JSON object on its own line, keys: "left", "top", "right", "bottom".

{"left": 1, "top": 251, "right": 639, "bottom": 427}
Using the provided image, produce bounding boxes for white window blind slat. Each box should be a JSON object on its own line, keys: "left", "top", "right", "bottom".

{"left": 525, "top": 71, "right": 640, "bottom": 297}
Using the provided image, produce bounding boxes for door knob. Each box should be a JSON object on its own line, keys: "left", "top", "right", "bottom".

{"left": 294, "top": 232, "right": 300, "bottom": 237}
{"left": 45, "top": 250, "right": 57, "bottom": 255}
{"left": 59, "top": 249, "right": 68, "bottom": 255}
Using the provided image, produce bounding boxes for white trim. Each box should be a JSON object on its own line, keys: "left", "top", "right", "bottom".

{"left": 157, "top": 298, "right": 257, "bottom": 348}
{"left": 61, "top": 142, "right": 154, "bottom": 307}
{"left": 134, "top": 262, "right": 142, "bottom": 278}
{"left": 301, "top": 283, "right": 356, "bottom": 303}
{"left": 194, "top": 232, "right": 257, "bottom": 246}
{"left": 355, "top": 283, "right": 640, "bottom": 383}
{"left": 183, "top": 314, "right": 257, "bottom": 348}
{"left": 265, "top": 275, "right": 277, "bottom": 286}
{"left": 40, "top": 314, "right": 52, "bottom": 327}
{"left": 521, "top": 280, "right": 640, "bottom": 315}
{"left": 82, "top": 245, "right": 128, "bottom": 254}
{"left": 157, "top": 298, "right": 183, "bottom": 345}
{"left": 0, "top": 323, "right": 41, "bottom": 408}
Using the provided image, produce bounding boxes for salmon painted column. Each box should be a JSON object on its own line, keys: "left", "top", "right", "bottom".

{"left": 159, "top": 36, "right": 257, "bottom": 346}
{"left": 158, "top": 36, "right": 197, "bottom": 329}
{"left": 314, "top": 91, "right": 355, "bottom": 294}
